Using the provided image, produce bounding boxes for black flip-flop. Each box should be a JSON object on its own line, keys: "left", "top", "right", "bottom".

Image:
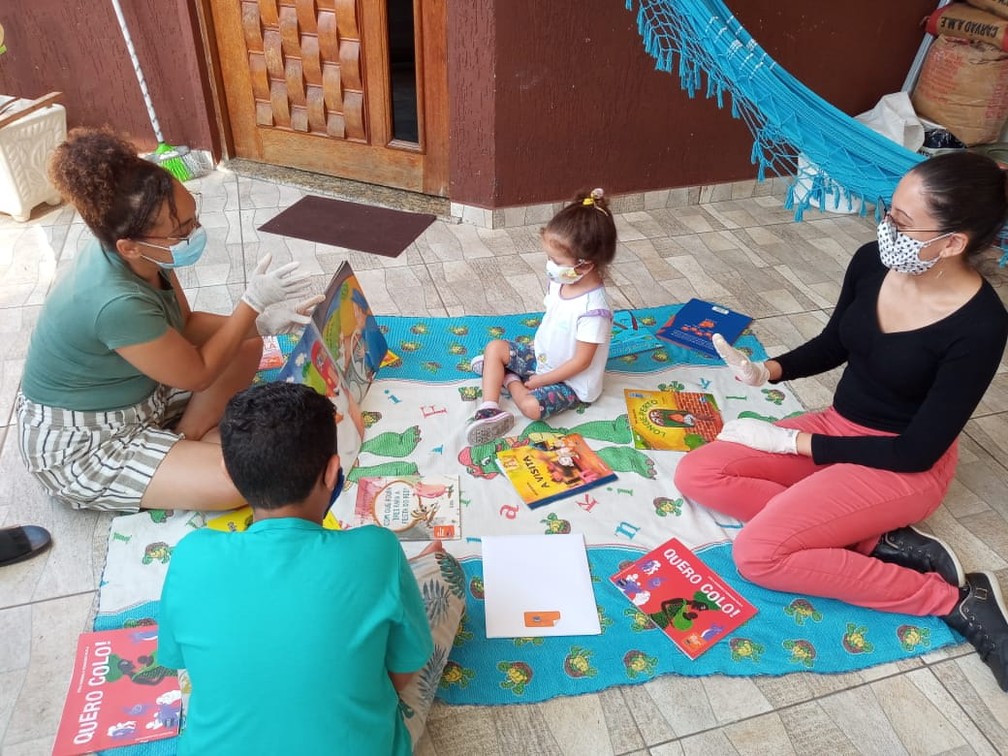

{"left": 0, "top": 526, "right": 52, "bottom": 567}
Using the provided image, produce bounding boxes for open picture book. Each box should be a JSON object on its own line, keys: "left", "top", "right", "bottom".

{"left": 276, "top": 260, "right": 388, "bottom": 465}
{"left": 210, "top": 261, "right": 386, "bottom": 533}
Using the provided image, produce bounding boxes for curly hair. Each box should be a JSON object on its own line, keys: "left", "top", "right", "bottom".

{"left": 542, "top": 187, "right": 618, "bottom": 275}
{"left": 47, "top": 127, "right": 176, "bottom": 251}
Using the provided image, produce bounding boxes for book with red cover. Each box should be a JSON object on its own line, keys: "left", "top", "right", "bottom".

{"left": 53, "top": 626, "right": 181, "bottom": 756}
{"left": 610, "top": 537, "right": 757, "bottom": 659}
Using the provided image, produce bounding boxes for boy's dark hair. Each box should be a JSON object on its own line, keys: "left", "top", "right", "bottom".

{"left": 911, "top": 151, "right": 1008, "bottom": 256}
{"left": 48, "top": 127, "right": 177, "bottom": 251}
{"left": 543, "top": 187, "right": 618, "bottom": 274}
{"left": 220, "top": 383, "right": 337, "bottom": 510}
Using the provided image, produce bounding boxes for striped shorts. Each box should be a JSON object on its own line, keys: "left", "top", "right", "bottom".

{"left": 16, "top": 385, "right": 191, "bottom": 512}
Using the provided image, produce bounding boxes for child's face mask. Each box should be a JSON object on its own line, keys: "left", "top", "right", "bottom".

{"left": 545, "top": 258, "right": 589, "bottom": 284}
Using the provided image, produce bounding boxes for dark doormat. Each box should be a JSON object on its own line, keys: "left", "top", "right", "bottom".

{"left": 257, "top": 195, "right": 436, "bottom": 258}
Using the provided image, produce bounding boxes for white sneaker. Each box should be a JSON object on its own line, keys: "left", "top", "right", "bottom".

{"left": 465, "top": 407, "right": 515, "bottom": 445}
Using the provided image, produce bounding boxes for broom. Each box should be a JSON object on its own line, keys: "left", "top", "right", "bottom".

{"left": 109, "top": 0, "right": 211, "bottom": 181}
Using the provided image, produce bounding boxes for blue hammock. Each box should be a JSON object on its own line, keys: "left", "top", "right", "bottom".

{"left": 627, "top": 0, "right": 925, "bottom": 219}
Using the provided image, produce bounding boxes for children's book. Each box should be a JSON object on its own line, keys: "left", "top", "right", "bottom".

{"left": 609, "top": 310, "right": 664, "bottom": 359}
{"left": 349, "top": 474, "right": 461, "bottom": 540}
{"left": 206, "top": 506, "right": 341, "bottom": 533}
{"left": 610, "top": 537, "right": 757, "bottom": 660}
{"left": 53, "top": 626, "right": 181, "bottom": 756}
{"left": 495, "top": 432, "right": 616, "bottom": 509}
{"left": 276, "top": 261, "right": 388, "bottom": 470}
{"left": 655, "top": 298, "right": 752, "bottom": 359}
{"left": 258, "top": 335, "right": 285, "bottom": 371}
{"left": 624, "top": 389, "right": 724, "bottom": 451}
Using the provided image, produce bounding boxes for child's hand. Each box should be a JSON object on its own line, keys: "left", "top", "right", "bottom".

{"left": 524, "top": 374, "right": 546, "bottom": 389}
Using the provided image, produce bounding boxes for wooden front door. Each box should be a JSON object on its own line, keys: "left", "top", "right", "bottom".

{"left": 207, "top": 0, "right": 447, "bottom": 196}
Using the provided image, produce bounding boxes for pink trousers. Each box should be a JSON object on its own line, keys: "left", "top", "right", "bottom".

{"left": 674, "top": 407, "right": 961, "bottom": 616}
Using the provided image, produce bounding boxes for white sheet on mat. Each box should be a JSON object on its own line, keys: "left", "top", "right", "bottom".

{"left": 97, "top": 364, "right": 805, "bottom": 619}
{"left": 97, "top": 510, "right": 205, "bottom": 616}
{"left": 332, "top": 364, "right": 804, "bottom": 561}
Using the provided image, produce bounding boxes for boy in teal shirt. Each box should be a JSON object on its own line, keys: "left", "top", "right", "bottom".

{"left": 159, "top": 383, "right": 465, "bottom": 754}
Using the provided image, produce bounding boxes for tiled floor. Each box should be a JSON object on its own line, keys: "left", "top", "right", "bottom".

{"left": 2, "top": 167, "right": 1008, "bottom": 755}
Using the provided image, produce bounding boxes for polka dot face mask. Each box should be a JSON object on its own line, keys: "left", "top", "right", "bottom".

{"left": 876, "top": 217, "right": 953, "bottom": 275}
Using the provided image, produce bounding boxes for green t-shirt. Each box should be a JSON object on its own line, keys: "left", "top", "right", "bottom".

{"left": 159, "top": 519, "right": 433, "bottom": 756}
{"left": 21, "top": 239, "right": 182, "bottom": 410}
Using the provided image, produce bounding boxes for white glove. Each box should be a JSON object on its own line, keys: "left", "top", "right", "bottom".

{"left": 256, "top": 294, "right": 325, "bottom": 336}
{"left": 717, "top": 418, "right": 799, "bottom": 454}
{"left": 712, "top": 333, "right": 770, "bottom": 386}
{"left": 241, "top": 253, "right": 314, "bottom": 314}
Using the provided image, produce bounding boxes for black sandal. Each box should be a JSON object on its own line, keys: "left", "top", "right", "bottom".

{"left": 0, "top": 526, "right": 52, "bottom": 567}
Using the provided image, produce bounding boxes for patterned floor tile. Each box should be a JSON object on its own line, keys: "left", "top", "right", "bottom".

{"left": 3, "top": 171, "right": 1008, "bottom": 754}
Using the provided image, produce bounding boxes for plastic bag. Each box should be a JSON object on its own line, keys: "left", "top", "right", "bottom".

{"left": 855, "top": 92, "right": 926, "bottom": 152}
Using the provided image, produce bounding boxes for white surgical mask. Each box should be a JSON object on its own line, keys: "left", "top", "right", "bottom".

{"left": 545, "top": 258, "right": 588, "bottom": 284}
{"left": 876, "top": 217, "right": 952, "bottom": 275}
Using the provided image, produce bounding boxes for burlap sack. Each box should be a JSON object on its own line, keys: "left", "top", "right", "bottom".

{"left": 928, "top": 4, "right": 1008, "bottom": 50}
{"left": 911, "top": 36, "right": 1008, "bottom": 145}
{"left": 967, "top": 0, "right": 1008, "bottom": 20}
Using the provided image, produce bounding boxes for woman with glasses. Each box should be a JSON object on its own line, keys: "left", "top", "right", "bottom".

{"left": 16, "top": 128, "right": 320, "bottom": 512}
{"left": 676, "top": 151, "right": 1008, "bottom": 690}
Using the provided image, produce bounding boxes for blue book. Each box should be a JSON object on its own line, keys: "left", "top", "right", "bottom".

{"left": 655, "top": 298, "right": 752, "bottom": 359}
{"left": 608, "top": 310, "right": 664, "bottom": 359}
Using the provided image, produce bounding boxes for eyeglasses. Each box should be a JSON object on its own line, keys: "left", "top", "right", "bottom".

{"left": 135, "top": 219, "right": 203, "bottom": 250}
{"left": 134, "top": 192, "right": 202, "bottom": 245}
{"left": 878, "top": 199, "right": 945, "bottom": 234}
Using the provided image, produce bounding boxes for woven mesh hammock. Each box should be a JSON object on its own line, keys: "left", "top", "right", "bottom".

{"left": 627, "top": 0, "right": 926, "bottom": 220}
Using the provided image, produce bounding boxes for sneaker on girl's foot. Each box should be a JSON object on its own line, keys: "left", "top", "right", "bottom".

{"left": 871, "top": 526, "right": 965, "bottom": 586}
{"left": 942, "top": 571, "right": 1008, "bottom": 691}
{"left": 465, "top": 407, "right": 515, "bottom": 446}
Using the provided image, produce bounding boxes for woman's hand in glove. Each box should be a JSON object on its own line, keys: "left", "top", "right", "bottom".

{"left": 241, "top": 253, "right": 314, "bottom": 313}
{"left": 256, "top": 294, "right": 325, "bottom": 335}
{"left": 716, "top": 418, "right": 799, "bottom": 454}
{"left": 712, "top": 333, "right": 770, "bottom": 386}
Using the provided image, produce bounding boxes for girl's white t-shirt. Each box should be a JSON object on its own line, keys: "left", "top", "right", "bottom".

{"left": 533, "top": 282, "right": 613, "bottom": 402}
